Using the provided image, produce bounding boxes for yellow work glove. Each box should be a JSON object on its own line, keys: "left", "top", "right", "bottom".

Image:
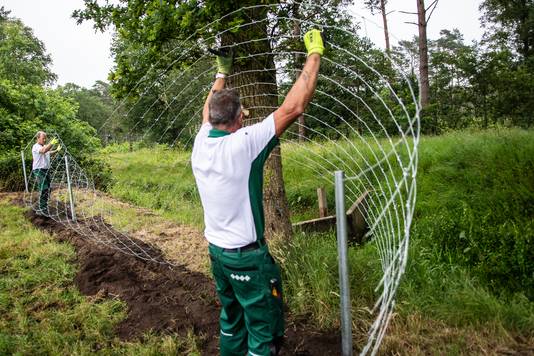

{"left": 56, "top": 145, "right": 62, "bottom": 152}
{"left": 304, "top": 29, "right": 325, "bottom": 56}
{"left": 209, "top": 48, "right": 233, "bottom": 75}
{"left": 49, "top": 138, "right": 58, "bottom": 145}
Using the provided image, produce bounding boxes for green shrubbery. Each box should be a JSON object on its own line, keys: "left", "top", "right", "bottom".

{"left": 0, "top": 81, "right": 113, "bottom": 191}
{"left": 0, "top": 15, "right": 112, "bottom": 192}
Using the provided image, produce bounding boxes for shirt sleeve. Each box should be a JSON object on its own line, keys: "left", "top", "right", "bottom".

{"left": 235, "top": 113, "right": 279, "bottom": 161}
{"left": 194, "top": 123, "right": 212, "bottom": 145}
{"left": 32, "top": 144, "right": 41, "bottom": 155}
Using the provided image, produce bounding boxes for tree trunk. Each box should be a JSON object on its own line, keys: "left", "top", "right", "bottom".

{"left": 417, "top": 0, "right": 430, "bottom": 108}
{"left": 380, "top": 0, "right": 391, "bottom": 53}
{"left": 221, "top": 7, "right": 293, "bottom": 240}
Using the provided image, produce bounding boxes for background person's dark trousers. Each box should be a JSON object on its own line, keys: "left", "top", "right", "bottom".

{"left": 32, "top": 168, "right": 51, "bottom": 214}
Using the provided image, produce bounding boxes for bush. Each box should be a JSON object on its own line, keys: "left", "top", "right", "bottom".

{"left": 77, "top": 155, "right": 113, "bottom": 192}
{"left": 0, "top": 152, "right": 28, "bottom": 191}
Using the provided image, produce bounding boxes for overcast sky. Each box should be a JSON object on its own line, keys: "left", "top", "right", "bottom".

{"left": 3, "top": 0, "right": 484, "bottom": 88}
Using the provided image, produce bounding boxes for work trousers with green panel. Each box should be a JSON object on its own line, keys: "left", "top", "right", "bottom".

{"left": 32, "top": 169, "right": 51, "bottom": 213}
{"left": 209, "top": 242, "right": 284, "bottom": 356}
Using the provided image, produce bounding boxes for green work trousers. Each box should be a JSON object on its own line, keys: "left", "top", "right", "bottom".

{"left": 208, "top": 242, "right": 284, "bottom": 356}
{"left": 32, "top": 169, "right": 51, "bottom": 213}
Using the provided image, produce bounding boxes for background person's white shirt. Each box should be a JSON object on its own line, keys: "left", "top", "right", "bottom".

{"left": 32, "top": 143, "right": 51, "bottom": 170}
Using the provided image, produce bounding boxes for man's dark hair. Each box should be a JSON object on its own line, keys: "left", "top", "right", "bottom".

{"left": 209, "top": 89, "right": 241, "bottom": 126}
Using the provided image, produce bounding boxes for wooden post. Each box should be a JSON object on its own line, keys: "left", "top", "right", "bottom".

{"left": 317, "top": 187, "right": 328, "bottom": 218}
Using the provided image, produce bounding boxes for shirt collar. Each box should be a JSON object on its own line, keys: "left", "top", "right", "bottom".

{"left": 208, "top": 128, "right": 231, "bottom": 138}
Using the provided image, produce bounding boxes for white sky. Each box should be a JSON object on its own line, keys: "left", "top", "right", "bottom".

{"left": 3, "top": 0, "right": 114, "bottom": 88}
{"left": 3, "top": 0, "right": 484, "bottom": 88}
{"left": 351, "top": 0, "right": 484, "bottom": 48}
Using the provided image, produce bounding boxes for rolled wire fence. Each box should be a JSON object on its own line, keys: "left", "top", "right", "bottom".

{"left": 21, "top": 3, "right": 419, "bottom": 354}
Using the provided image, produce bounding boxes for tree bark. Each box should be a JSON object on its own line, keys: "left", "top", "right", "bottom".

{"left": 221, "top": 7, "right": 293, "bottom": 240}
{"left": 380, "top": 0, "right": 391, "bottom": 53}
{"left": 417, "top": 0, "right": 430, "bottom": 108}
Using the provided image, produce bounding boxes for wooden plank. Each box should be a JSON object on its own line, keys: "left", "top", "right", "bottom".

{"left": 317, "top": 187, "right": 328, "bottom": 218}
{"left": 292, "top": 215, "right": 336, "bottom": 234}
{"left": 346, "top": 190, "right": 370, "bottom": 244}
{"left": 292, "top": 190, "right": 371, "bottom": 244}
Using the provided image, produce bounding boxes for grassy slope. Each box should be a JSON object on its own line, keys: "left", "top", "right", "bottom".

{"left": 101, "top": 130, "right": 534, "bottom": 351}
{"left": 0, "top": 198, "right": 200, "bottom": 355}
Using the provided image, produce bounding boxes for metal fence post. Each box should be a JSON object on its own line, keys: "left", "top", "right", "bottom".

{"left": 335, "top": 170, "right": 353, "bottom": 356}
{"left": 64, "top": 155, "right": 77, "bottom": 222}
{"left": 21, "top": 151, "right": 29, "bottom": 193}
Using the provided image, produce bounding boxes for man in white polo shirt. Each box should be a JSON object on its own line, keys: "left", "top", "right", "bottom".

{"left": 192, "top": 30, "right": 324, "bottom": 356}
{"left": 31, "top": 131, "right": 61, "bottom": 215}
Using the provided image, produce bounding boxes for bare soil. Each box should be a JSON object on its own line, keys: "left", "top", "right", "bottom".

{"left": 18, "top": 198, "right": 341, "bottom": 355}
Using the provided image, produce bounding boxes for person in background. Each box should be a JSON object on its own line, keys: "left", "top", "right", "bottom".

{"left": 31, "top": 131, "right": 61, "bottom": 215}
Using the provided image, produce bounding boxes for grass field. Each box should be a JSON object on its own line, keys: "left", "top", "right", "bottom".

{"left": 100, "top": 128, "right": 534, "bottom": 351}
{"left": 2, "top": 128, "right": 532, "bottom": 354}
{"left": 0, "top": 198, "right": 200, "bottom": 355}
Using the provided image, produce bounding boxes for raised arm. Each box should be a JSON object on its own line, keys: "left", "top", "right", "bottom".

{"left": 202, "top": 49, "right": 234, "bottom": 125}
{"left": 39, "top": 137, "right": 58, "bottom": 153}
{"left": 274, "top": 29, "right": 324, "bottom": 137}
{"left": 202, "top": 77, "right": 226, "bottom": 125}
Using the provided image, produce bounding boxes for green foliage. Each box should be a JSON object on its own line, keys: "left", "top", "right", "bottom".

{"left": 0, "top": 153, "right": 29, "bottom": 191}
{"left": 0, "top": 199, "right": 200, "bottom": 355}
{"left": 74, "top": 0, "right": 363, "bottom": 143}
{"left": 270, "top": 232, "right": 381, "bottom": 329}
{"left": 480, "top": 0, "right": 534, "bottom": 60}
{"left": 399, "top": 239, "right": 534, "bottom": 332}
{"left": 0, "top": 16, "right": 56, "bottom": 86}
{"left": 395, "top": 29, "right": 534, "bottom": 133}
{"left": 0, "top": 79, "right": 112, "bottom": 190}
{"left": 57, "top": 81, "right": 122, "bottom": 142}
{"left": 0, "top": 78, "right": 99, "bottom": 152}
{"left": 0, "top": 13, "right": 112, "bottom": 191}
{"left": 101, "top": 145, "right": 203, "bottom": 226}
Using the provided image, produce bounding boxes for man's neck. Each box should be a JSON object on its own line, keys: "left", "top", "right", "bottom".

{"left": 213, "top": 124, "right": 240, "bottom": 133}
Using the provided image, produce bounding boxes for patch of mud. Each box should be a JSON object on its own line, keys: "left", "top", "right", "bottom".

{"left": 18, "top": 201, "right": 341, "bottom": 355}
{"left": 75, "top": 191, "right": 211, "bottom": 275}
{"left": 25, "top": 209, "right": 220, "bottom": 354}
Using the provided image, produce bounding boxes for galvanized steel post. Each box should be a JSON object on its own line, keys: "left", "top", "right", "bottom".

{"left": 64, "top": 155, "right": 77, "bottom": 222}
{"left": 335, "top": 170, "right": 353, "bottom": 356}
{"left": 21, "top": 151, "right": 29, "bottom": 193}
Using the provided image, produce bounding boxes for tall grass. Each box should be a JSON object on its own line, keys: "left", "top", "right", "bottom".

{"left": 102, "top": 145, "right": 204, "bottom": 227}
{"left": 102, "top": 129, "right": 534, "bottom": 337}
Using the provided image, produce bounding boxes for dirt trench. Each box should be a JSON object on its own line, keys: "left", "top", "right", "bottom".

{"left": 21, "top": 203, "right": 341, "bottom": 355}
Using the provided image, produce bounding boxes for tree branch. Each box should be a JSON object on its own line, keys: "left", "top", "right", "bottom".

{"left": 425, "top": 0, "right": 438, "bottom": 12}
{"left": 426, "top": 0, "right": 439, "bottom": 23}
{"left": 399, "top": 10, "right": 418, "bottom": 15}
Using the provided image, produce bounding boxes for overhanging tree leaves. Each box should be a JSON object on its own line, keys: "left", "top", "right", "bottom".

{"left": 480, "top": 0, "right": 534, "bottom": 61}
{"left": 74, "top": 0, "right": 357, "bottom": 239}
